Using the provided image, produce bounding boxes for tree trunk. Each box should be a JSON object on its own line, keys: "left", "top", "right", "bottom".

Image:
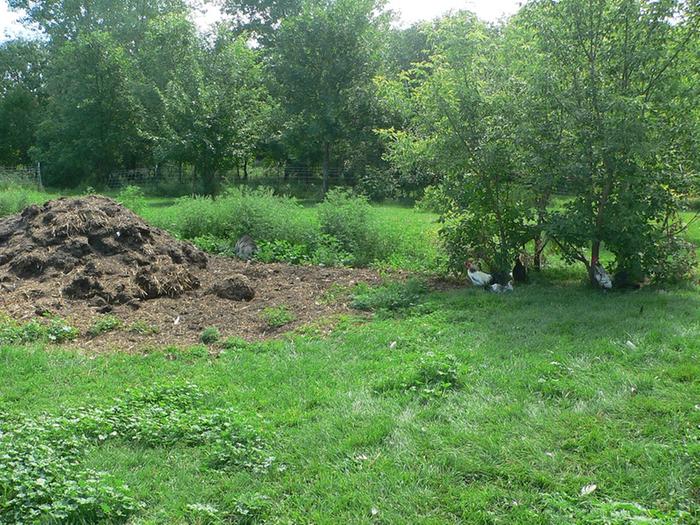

{"left": 243, "top": 158, "right": 249, "bottom": 179}
{"left": 201, "top": 166, "right": 219, "bottom": 198}
{"left": 322, "top": 141, "right": 330, "bottom": 196}
{"left": 588, "top": 240, "right": 601, "bottom": 285}
{"left": 534, "top": 234, "right": 545, "bottom": 271}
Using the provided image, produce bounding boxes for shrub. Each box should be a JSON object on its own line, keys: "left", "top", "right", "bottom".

{"left": 87, "top": 315, "right": 122, "bottom": 337}
{"left": 308, "top": 234, "right": 355, "bottom": 267}
{"left": 256, "top": 239, "right": 311, "bottom": 265}
{"left": 116, "top": 185, "right": 146, "bottom": 213}
{"left": 356, "top": 167, "right": 400, "bottom": 202}
{"left": 415, "top": 185, "right": 450, "bottom": 213}
{"left": 192, "top": 234, "right": 236, "bottom": 257}
{"left": 200, "top": 327, "right": 221, "bottom": 345}
{"left": 260, "top": 306, "right": 296, "bottom": 328}
{"left": 255, "top": 234, "right": 354, "bottom": 267}
{"left": 317, "top": 189, "right": 387, "bottom": 266}
{"left": 162, "top": 187, "right": 314, "bottom": 246}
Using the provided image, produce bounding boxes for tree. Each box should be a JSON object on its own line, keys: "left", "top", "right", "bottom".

{"left": 521, "top": 0, "right": 700, "bottom": 283}
{"left": 221, "top": 0, "right": 304, "bottom": 44}
{"left": 135, "top": 12, "right": 204, "bottom": 167}
{"left": 0, "top": 40, "right": 47, "bottom": 166}
{"left": 8, "top": 0, "right": 188, "bottom": 49}
{"left": 34, "top": 31, "right": 144, "bottom": 186}
{"left": 271, "top": 0, "right": 385, "bottom": 193}
{"left": 378, "top": 13, "right": 538, "bottom": 275}
{"left": 158, "top": 29, "right": 272, "bottom": 195}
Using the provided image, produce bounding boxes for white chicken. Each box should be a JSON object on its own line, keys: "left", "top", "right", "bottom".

{"left": 465, "top": 260, "right": 493, "bottom": 288}
{"left": 592, "top": 261, "right": 613, "bottom": 290}
{"left": 490, "top": 281, "right": 514, "bottom": 294}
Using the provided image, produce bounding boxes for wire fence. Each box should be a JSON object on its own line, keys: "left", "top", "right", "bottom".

{"left": 104, "top": 164, "right": 354, "bottom": 201}
{"left": 0, "top": 163, "right": 355, "bottom": 201}
{"left": 0, "top": 165, "right": 41, "bottom": 188}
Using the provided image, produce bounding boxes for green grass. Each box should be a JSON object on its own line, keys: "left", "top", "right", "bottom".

{"left": 1, "top": 283, "right": 698, "bottom": 523}
{"left": 1, "top": 189, "right": 698, "bottom": 522}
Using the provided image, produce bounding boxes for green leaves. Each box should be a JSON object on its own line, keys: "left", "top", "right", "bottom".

{"left": 0, "top": 383, "right": 272, "bottom": 523}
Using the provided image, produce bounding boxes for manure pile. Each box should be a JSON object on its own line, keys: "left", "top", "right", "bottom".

{"left": 0, "top": 196, "right": 207, "bottom": 310}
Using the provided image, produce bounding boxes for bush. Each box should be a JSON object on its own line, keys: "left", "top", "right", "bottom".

{"left": 317, "top": 189, "right": 390, "bottom": 266}
{"left": 163, "top": 187, "right": 314, "bottom": 245}
{"left": 255, "top": 235, "right": 354, "bottom": 267}
{"left": 192, "top": 234, "right": 236, "bottom": 257}
{"left": 308, "top": 234, "right": 355, "bottom": 267}
{"left": 116, "top": 185, "right": 146, "bottom": 213}
{"left": 356, "top": 167, "right": 400, "bottom": 202}
{"left": 415, "top": 185, "right": 450, "bottom": 213}
{"left": 148, "top": 186, "right": 411, "bottom": 270}
{"left": 256, "top": 239, "right": 311, "bottom": 265}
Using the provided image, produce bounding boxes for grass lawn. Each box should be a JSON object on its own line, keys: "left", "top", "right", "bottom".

{"left": 1, "top": 192, "right": 698, "bottom": 523}
{"left": 2, "top": 279, "right": 699, "bottom": 523}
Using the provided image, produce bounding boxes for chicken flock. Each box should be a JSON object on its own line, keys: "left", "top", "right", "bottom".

{"left": 465, "top": 254, "right": 615, "bottom": 292}
{"left": 465, "top": 255, "right": 527, "bottom": 294}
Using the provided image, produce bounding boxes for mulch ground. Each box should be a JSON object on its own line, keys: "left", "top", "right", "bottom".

{"left": 1, "top": 256, "right": 383, "bottom": 351}
{"left": 0, "top": 196, "right": 384, "bottom": 351}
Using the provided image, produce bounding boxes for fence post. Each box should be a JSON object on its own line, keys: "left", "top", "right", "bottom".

{"left": 37, "top": 162, "right": 44, "bottom": 191}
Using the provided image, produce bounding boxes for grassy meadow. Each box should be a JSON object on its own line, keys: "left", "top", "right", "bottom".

{"left": 0, "top": 187, "right": 699, "bottom": 524}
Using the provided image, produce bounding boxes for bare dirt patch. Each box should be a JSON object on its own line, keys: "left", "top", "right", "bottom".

{"left": 0, "top": 196, "right": 382, "bottom": 351}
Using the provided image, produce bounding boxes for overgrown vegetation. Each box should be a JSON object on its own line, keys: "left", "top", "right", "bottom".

{"left": 155, "top": 187, "right": 313, "bottom": 244}
{"left": 116, "top": 185, "right": 146, "bottom": 213}
{"left": 144, "top": 187, "right": 412, "bottom": 269}
{"left": 0, "top": 186, "right": 51, "bottom": 218}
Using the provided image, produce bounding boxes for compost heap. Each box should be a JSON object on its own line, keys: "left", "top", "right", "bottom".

{"left": 0, "top": 196, "right": 207, "bottom": 310}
